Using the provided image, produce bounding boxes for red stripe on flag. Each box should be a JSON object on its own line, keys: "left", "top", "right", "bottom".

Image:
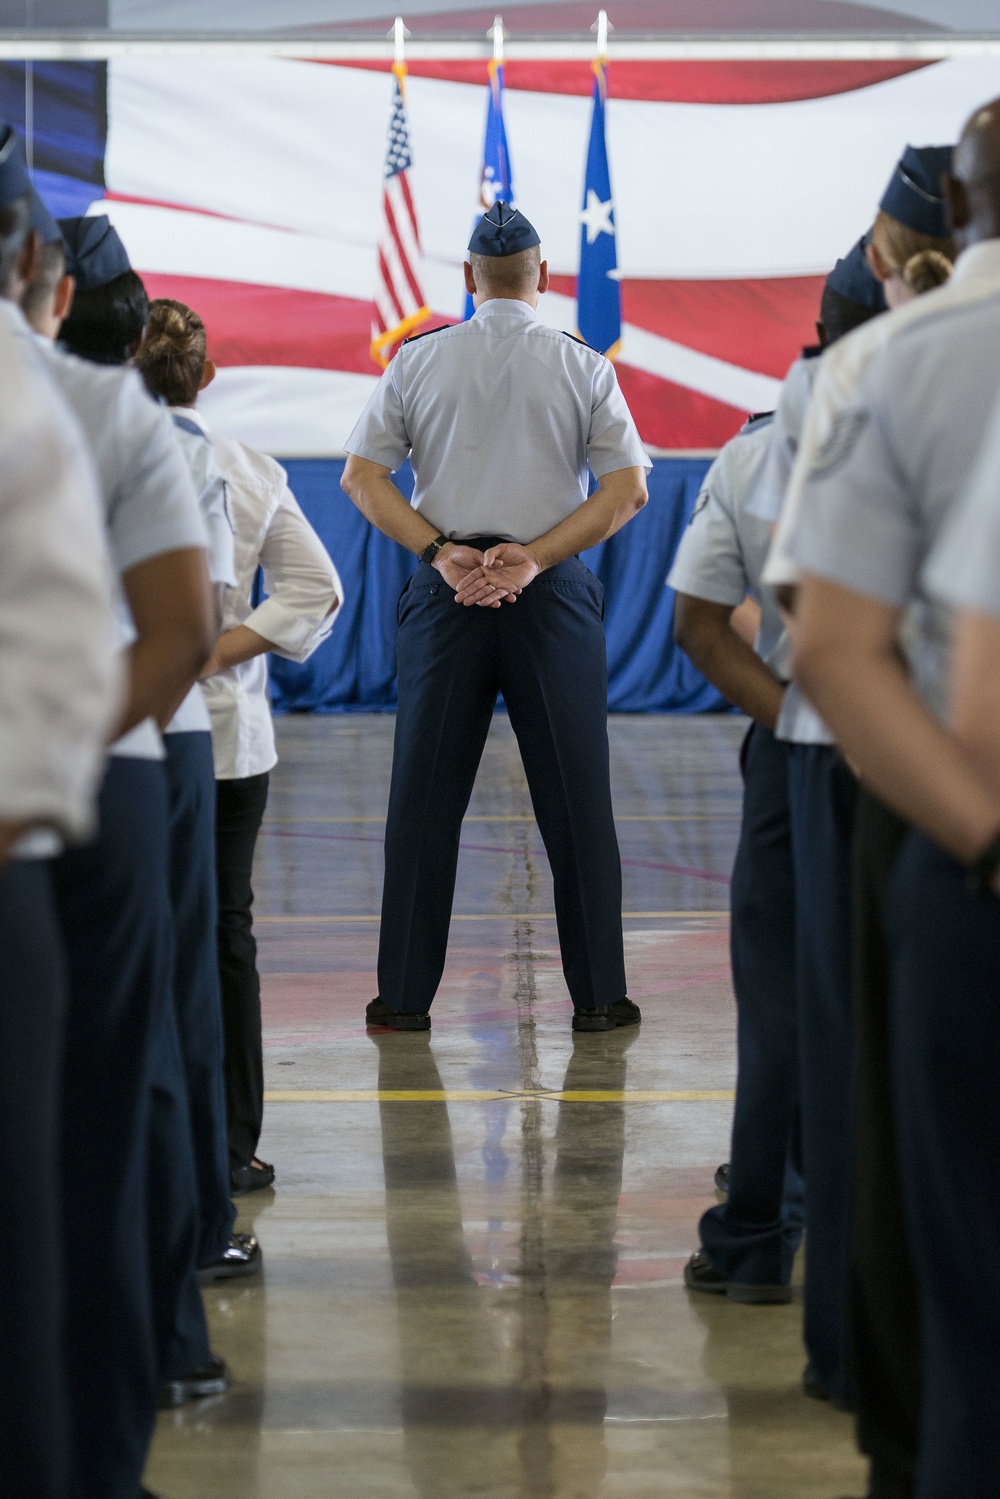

{"left": 378, "top": 247, "right": 407, "bottom": 324}
{"left": 327, "top": 57, "right": 934, "bottom": 105}
{"left": 397, "top": 172, "right": 422, "bottom": 248}
{"left": 383, "top": 188, "right": 425, "bottom": 310}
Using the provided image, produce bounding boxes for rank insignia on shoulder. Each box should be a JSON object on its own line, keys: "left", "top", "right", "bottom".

{"left": 563, "top": 330, "right": 600, "bottom": 352}
{"left": 404, "top": 324, "right": 450, "bottom": 345}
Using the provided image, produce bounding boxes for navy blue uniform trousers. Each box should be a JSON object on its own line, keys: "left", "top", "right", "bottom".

{"left": 850, "top": 790, "right": 920, "bottom": 1499}
{"left": 51, "top": 757, "right": 167, "bottom": 1499}
{"left": 0, "top": 859, "right": 69, "bottom": 1499}
{"left": 886, "top": 832, "right": 1000, "bottom": 1499}
{"left": 378, "top": 552, "right": 626, "bottom": 1016}
{"left": 787, "top": 742, "right": 858, "bottom": 1405}
{"left": 164, "top": 731, "right": 235, "bottom": 1264}
{"left": 700, "top": 723, "right": 803, "bottom": 1285}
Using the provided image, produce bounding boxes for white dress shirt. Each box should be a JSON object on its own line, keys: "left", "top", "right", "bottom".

{"left": 0, "top": 310, "right": 121, "bottom": 847}
{"left": 181, "top": 410, "right": 343, "bottom": 779}
{"left": 346, "top": 297, "right": 650, "bottom": 543}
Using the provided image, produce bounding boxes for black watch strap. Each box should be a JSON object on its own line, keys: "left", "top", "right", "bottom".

{"left": 967, "top": 827, "right": 1000, "bottom": 894}
{"left": 420, "top": 534, "right": 448, "bottom": 565}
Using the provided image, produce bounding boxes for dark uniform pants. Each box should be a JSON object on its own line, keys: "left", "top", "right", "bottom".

{"left": 850, "top": 790, "right": 920, "bottom": 1499}
{"left": 378, "top": 551, "right": 626, "bottom": 1015}
{"left": 164, "top": 731, "right": 236, "bottom": 1263}
{"left": 700, "top": 723, "right": 803, "bottom": 1286}
{"left": 51, "top": 757, "right": 167, "bottom": 1499}
{"left": 787, "top": 742, "right": 857, "bottom": 1405}
{"left": 0, "top": 859, "right": 69, "bottom": 1499}
{"left": 215, "top": 771, "right": 271, "bottom": 1170}
{"left": 885, "top": 831, "right": 1000, "bottom": 1499}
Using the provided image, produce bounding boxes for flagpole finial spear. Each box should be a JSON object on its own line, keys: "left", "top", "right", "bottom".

{"left": 487, "top": 14, "right": 506, "bottom": 63}
{"left": 390, "top": 15, "right": 410, "bottom": 67}
{"left": 592, "top": 9, "right": 611, "bottom": 59}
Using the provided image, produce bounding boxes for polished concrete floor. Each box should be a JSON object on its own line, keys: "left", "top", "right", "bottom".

{"left": 147, "top": 714, "right": 866, "bottom": 1499}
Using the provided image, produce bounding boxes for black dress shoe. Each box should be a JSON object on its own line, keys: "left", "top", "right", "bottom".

{"left": 231, "top": 1159, "right": 275, "bottom": 1196}
{"left": 158, "top": 1354, "right": 230, "bottom": 1409}
{"left": 572, "top": 998, "right": 642, "bottom": 1032}
{"left": 365, "top": 997, "right": 431, "bottom": 1031}
{"left": 197, "top": 1232, "right": 262, "bottom": 1286}
{"left": 683, "top": 1249, "right": 793, "bottom": 1304}
{"left": 140, "top": 1489, "right": 166, "bottom": 1498}
{"left": 715, "top": 1162, "right": 730, "bottom": 1194}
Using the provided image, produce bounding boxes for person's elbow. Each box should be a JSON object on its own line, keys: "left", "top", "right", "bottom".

{"left": 673, "top": 594, "right": 726, "bottom": 674}
{"left": 627, "top": 471, "right": 649, "bottom": 514}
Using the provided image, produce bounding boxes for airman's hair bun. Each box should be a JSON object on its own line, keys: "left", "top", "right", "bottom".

{"left": 136, "top": 297, "right": 207, "bottom": 407}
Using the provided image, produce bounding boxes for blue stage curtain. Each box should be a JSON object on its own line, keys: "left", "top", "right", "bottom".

{"left": 268, "top": 456, "right": 726, "bottom": 714}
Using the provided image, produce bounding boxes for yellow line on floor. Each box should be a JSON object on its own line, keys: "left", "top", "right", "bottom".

{"left": 255, "top": 911, "right": 727, "bottom": 923}
{"left": 263, "top": 1088, "right": 735, "bottom": 1103}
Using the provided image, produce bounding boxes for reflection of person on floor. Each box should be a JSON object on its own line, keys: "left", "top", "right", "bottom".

{"left": 374, "top": 1030, "right": 631, "bottom": 1499}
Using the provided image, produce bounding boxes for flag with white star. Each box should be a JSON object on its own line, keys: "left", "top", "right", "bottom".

{"left": 371, "top": 64, "right": 430, "bottom": 368}
{"left": 577, "top": 58, "right": 621, "bottom": 358}
{"left": 463, "top": 57, "right": 515, "bottom": 320}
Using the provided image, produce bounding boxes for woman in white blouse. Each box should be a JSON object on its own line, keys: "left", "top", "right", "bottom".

{"left": 140, "top": 298, "right": 342, "bottom": 1196}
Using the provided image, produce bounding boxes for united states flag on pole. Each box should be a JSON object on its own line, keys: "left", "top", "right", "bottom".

{"left": 370, "top": 63, "right": 429, "bottom": 368}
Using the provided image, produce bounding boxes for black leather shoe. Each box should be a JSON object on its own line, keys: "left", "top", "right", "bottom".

{"left": 140, "top": 1489, "right": 167, "bottom": 1498}
{"left": 231, "top": 1159, "right": 275, "bottom": 1196}
{"left": 684, "top": 1249, "right": 793, "bottom": 1304}
{"left": 802, "top": 1363, "right": 854, "bottom": 1413}
{"left": 715, "top": 1162, "right": 730, "bottom": 1194}
{"left": 572, "top": 998, "right": 642, "bottom": 1032}
{"left": 158, "top": 1354, "right": 230, "bottom": 1408}
{"left": 366, "top": 997, "right": 431, "bottom": 1031}
{"left": 197, "top": 1232, "right": 262, "bottom": 1286}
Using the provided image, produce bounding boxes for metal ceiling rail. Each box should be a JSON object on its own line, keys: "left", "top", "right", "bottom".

{"left": 1, "top": 32, "right": 1000, "bottom": 61}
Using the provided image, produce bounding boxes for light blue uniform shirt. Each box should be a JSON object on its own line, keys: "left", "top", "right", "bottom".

{"left": 790, "top": 284, "right": 1000, "bottom": 722}
{"left": 924, "top": 389, "right": 1000, "bottom": 618}
{"left": 667, "top": 415, "right": 790, "bottom": 682}
{"left": 166, "top": 413, "right": 237, "bottom": 735}
{"left": 14, "top": 316, "right": 210, "bottom": 757}
{"left": 748, "top": 352, "right": 822, "bottom": 525}
{"left": 345, "top": 297, "right": 650, "bottom": 544}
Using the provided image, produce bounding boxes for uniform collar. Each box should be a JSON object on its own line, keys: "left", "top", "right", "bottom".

{"left": 950, "top": 238, "right": 1000, "bottom": 288}
{"left": 0, "top": 295, "right": 33, "bottom": 341}
{"left": 173, "top": 403, "right": 208, "bottom": 432}
{"left": 472, "top": 297, "right": 539, "bottom": 323}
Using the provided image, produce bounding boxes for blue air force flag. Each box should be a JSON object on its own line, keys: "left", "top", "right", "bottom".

{"left": 463, "top": 58, "right": 515, "bottom": 319}
{"left": 578, "top": 59, "right": 622, "bottom": 358}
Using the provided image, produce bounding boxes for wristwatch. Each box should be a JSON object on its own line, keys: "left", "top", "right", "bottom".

{"left": 420, "top": 535, "right": 449, "bottom": 565}
{"left": 967, "top": 827, "right": 1000, "bottom": 895}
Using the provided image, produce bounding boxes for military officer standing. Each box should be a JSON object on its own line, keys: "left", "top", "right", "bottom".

{"left": 342, "top": 201, "right": 650, "bottom": 1031}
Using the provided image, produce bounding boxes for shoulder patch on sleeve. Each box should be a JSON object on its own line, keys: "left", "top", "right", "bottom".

{"left": 403, "top": 324, "right": 451, "bottom": 345}
{"left": 689, "top": 486, "right": 712, "bottom": 525}
{"left": 809, "top": 408, "right": 870, "bottom": 477}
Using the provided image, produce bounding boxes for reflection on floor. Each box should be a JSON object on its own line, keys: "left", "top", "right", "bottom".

{"left": 147, "top": 715, "right": 866, "bottom": 1499}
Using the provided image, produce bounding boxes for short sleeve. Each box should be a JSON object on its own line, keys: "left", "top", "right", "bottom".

{"left": 344, "top": 358, "right": 410, "bottom": 471}
{"left": 586, "top": 359, "right": 651, "bottom": 480}
{"left": 667, "top": 453, "right": 749, "bottom": 607}
{"left": 747, "top": 358, "right": 811, "bottom": 524}
{"left": 107, "top": 377, "right": 208, "bottom": 574}
{"left": 924, "top": 396, "right": 1000, "bottom": 616}
{"left": 788, "top": 353, "right": 920, "bottom": 608}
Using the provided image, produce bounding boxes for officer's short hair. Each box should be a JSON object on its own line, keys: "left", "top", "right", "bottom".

{"left": 470, "top": 244, "right": 541, "bottom": 295}
{"left": 59, "top": 268, "right": 149, "bottom": 365}
{"left": 0, "top": 193, "right": 31, "bottom": 296}
{"left": 21, "top": 237, "right": 66, "bottom": 324}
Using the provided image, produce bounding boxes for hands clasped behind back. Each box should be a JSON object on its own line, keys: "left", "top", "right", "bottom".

{"left": 436, "top": 541, "right": 542, "bottom": 607}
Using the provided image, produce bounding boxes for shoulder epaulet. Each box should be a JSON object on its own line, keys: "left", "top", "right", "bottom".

{"left": 746, "top": 410, "right": 775, "bottom": 427}
{"left": 171, "top": 413, "right": 207, "bottom": 441}
{"left": 403, "top": 324, "right": 451, "bottom": 345}
{"left": 560, "top": 330, "right": 600, "bottom": 353}
{"left": 801, "top": 343, "right": 824, "bottom": 360}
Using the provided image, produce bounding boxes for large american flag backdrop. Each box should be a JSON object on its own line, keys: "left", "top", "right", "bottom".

{"left": 6, "top": 52, "right": 999, "bottom": 456}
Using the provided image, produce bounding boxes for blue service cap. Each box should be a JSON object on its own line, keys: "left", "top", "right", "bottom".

{"left": 880, "top": 144, "right": 952, "bottom": 238}
{"left": 825, "top": 236, "right": 887, "bottom": 312}
{"left": 30, "top": 189, "right": 62, "bottom": 247}
{"left": 468, "top": 200, "right": 540, "bottom": 258}
{"left": 58, "top": 214, "right": 131, "bottom": 291}
{"left": 0, "top": 123, "right": 31, "bottom": 209}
